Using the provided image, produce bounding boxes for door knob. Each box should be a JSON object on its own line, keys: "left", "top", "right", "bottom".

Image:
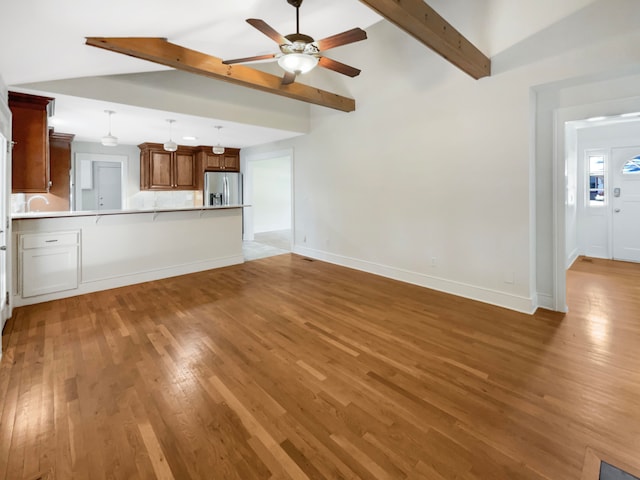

{"left": 614, "top": 208, "right": 621, "bottom": 213}
{"left": 0, "top": 246, "right": 6, "bottom": 251}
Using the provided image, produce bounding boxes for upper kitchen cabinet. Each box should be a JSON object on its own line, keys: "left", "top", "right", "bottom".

{"left": 139, "top": 143, "right": 198, "bottom": 191}
{"left": 200, "top": 148, "right": 240, "bottom": 172}
{"left": 9, "top": 92, "right": 55, "bottom": 193}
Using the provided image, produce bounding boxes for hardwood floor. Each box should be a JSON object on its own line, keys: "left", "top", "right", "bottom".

{"left": 1, "top": 254, "right": 639, "bottom": 479}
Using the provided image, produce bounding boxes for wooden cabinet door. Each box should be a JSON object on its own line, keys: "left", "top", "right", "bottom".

{"left": 174, "top": 152, "right": 196, "bottom": 189}
{"left": 48, "top": 132, "right": 74, "bottom": 211}
{"left": 222, "top": 154, "right": 240, "bottom": 171}
{"left": 204, "top": 153, "right": 223, "bottom": 170}
{"left": 9, "top": 92, "right": 54, "bottom": 193}
{"left": 149, "top": 151, "right": 173, "bottom": 189}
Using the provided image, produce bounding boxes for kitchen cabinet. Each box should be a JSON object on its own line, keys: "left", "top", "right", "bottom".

{"left": 139, "top": 143, "right": 198, "bottom": 190}
{"left": 200, "top": 148, "right": 240, "bottom": 172}
{"left": 9, "top": 91, "right": 55, "bottom": 193}
{"left": 20, "top": 231, "right": 79, "bottom": 298}
{"left": 47, "top": 132, "right": 75, "bottom": 211}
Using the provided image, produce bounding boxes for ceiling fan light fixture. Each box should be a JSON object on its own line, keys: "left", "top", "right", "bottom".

{"left": 101, "top": 110, "right": 118, "bottom": 147}
{"left": 164, "top": 119, "right": 178, "bottom": 152}
{"left": 213, "top": 125, "right": 225, "bottom": 155}
{"left": 278, "top": 53, "right": 318, "bottom": 74}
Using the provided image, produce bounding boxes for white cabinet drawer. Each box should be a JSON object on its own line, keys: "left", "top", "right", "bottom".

{"left": 21, "top": 231, "right": 79, "bottom": 249}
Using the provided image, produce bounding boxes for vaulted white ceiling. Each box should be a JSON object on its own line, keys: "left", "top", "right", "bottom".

{"left": 0, "top": 0, "right": 600, "bottom": 147}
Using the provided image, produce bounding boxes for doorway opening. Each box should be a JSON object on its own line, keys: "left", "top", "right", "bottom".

{"left": 74, "top": 153, "right": 127, "bottom": 211}
{"left": 567, "top": 120, "right": 640, "bottom": 264}
{"left": 243, "top": 149, "right": 293, "bottom": 261}
{"left": 557, "top": 113, "right": 640, "bottom": 311}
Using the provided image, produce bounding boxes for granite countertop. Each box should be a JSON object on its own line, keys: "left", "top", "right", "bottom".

{"left": 12, "top": 205, "right": 249, "bottom": 220}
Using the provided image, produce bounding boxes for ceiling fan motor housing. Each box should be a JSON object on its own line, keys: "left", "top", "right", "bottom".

{"left": 281, "top": 33, "right": 319, "bottom": 55}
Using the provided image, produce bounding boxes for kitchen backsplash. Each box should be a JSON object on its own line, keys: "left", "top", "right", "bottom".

{"left": 130, "top": 190, "right": 203, "bottom": 209}
{"left": 11, "top": 190, "right": 204, "bottom": 213}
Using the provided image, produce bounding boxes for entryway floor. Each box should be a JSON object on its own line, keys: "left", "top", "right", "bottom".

{"left": 243, "top": 229, "right": 291, "bottom": 261}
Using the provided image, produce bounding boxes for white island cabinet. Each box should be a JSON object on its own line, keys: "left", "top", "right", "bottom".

{"left": 20, "top": 231, "right": 79, "bottom": 297}
{"left": 12, "top": 206, "right": 245, "bottom": 307}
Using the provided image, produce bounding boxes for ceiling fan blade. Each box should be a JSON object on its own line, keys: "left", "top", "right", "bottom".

{"left": 246, "top": 18, "right": 290, "bottom": 45}
{"left": 315, "top": 28, "right": 367, "bottom": 52}
{"left": 222, "top": 53, "right": 277, "bottom": 65}
{"left": 318, "top": 56, "right": 361, "bottom": 77}
{"left": 281, "top": 71, "right": 297, "bottom": 85}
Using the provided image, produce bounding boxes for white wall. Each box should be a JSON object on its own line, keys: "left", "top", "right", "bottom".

{"left": 244, "top": 0, "right": 640, "bottom": 314}
{"left": 252, "top": 156, "right": 291, "bottom": 233}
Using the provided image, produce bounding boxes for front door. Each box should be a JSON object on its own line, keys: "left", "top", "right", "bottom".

{"left": 612, "top": 146, "right": 640, "bottom": 262}
{"left": 93, "top": 161, "right": 122, "bottom": 210}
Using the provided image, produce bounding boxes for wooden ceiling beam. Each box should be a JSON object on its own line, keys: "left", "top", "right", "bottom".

{"left": 85, "top": 37, "right": 356, "bottom": 112}
{"left": 358, "top": 0, "right": 491, "bottom": 79}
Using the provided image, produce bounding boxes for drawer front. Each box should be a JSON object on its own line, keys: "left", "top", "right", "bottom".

{"left": 22, "top": 246, "right": 79, "bottom": 297}
{"left": 21, "top": 231, "right": 79, "bottom": 249}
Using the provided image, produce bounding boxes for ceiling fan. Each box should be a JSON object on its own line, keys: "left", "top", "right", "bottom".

{"left": 222, "top": 0, "right": 367, "bottom": 85}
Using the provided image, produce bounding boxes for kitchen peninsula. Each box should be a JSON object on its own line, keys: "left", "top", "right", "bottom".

{"left": 12, "top": 206, "right": 245, "bottom": 307}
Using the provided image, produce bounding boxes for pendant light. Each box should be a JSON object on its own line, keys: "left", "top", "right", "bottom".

{"left": 164, "top": 119, "right": 178, "bottom": 152}
{"left": 101, "top": 110, "right": 118, "bottom": 147}
{"left": 212, "top": 125, "right": 225, "bottom": 155}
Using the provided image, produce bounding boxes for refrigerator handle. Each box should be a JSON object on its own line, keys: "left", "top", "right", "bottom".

{"left": 204, "top": 174, "right": 209, "bottom": 206}
{"left": 223, "top": 175, "right": 228, "bottom": 205}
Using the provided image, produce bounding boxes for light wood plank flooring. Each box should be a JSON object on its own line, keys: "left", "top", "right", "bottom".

{"left": 1, "top": 254, "right": 639, "bottom": 479}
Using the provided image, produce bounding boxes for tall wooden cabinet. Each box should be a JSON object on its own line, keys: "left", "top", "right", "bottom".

{"left": 9, "top": 92, "right": 55, "bottom": 193}
{"left": 139, "top": 143, "right": 198, "bottom": 190}
{"left": 47, "top": 132, "right": 74, "bottom": 211}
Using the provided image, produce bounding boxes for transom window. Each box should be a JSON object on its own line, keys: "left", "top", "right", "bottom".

{"left": 588, "top": 154, "right": 605, "bottom": 206}
{"left": 622, "top": 156, "right": 640, "bottom": 175}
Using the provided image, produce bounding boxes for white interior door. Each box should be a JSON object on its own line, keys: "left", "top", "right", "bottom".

{"left": 94, "top": 161, "right": 122, "bottom": 210}
{"left": 612, "top": 146, "right": 640, "bottom": 262}
{"left": 0, "top": 134, "right": 7, "bottom": 330}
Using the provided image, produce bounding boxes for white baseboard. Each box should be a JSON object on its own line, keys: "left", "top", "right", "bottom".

{"left": 566, "top": 248, "right": 580, "bottom": 269}
{"left": 535, "top": 292, "right": 555, "bottom": 311}
{"left": 13, "top": 254, "right": 244, "bottom": 307}
{"left": 293, "top": 246, "right": 537, "bottom": 314}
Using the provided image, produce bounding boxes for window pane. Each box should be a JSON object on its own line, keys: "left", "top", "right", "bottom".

{"left": 590, "top": 175, "right": 604, "bottom": 189}
{"left": 589, "top": 156, "right": 605, "bottom": 174}
{"left": 622, "top": 157, "right": 640, "bottom": 175}
{"left": 587, "top": 154, "right": 605, "bottom": 207}
{"left": 589, "top": 189, "right": 604, "bottom": 204}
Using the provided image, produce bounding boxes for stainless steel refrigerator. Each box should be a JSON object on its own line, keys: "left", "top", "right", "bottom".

{"left": 204, "top": 171, "right": 242, "bottom": 206}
